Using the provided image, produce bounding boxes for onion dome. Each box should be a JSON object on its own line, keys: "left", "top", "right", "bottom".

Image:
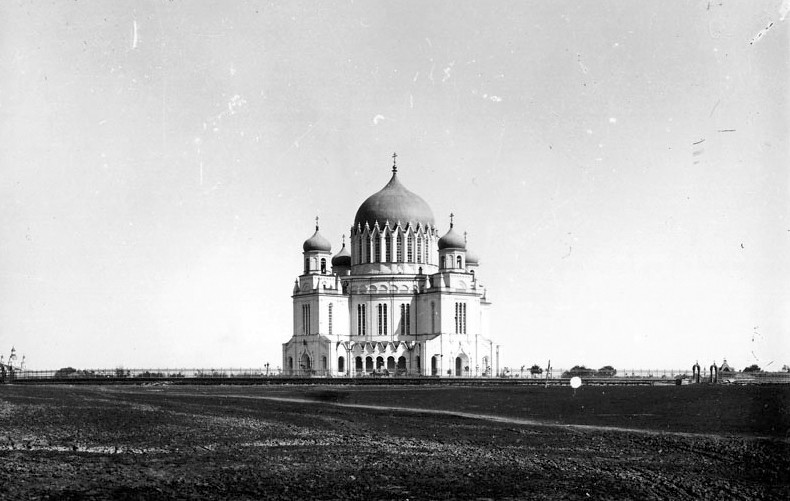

{"left": 438, "top": 224, "right": 466, "bottom": 250}
{"left": 354, "top": 158, "right": 435, "bottom": 230}
{"left": 303, "top": 221, "right": 331, "bottom": 252}
{"left": 331, "top": 236, "right": 351, "bottom": 267}
{"left": 465, "top": 249, "right": 479, "bottom": 265}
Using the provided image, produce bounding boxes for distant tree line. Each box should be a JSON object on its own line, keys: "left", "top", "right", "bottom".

{"left": 559, "top": 366, "right": 618, "bottom": 378}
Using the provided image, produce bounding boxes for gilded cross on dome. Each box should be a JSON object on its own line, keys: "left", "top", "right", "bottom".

{"left": 392, "top": 152, "right": 398, "bottom": 173}
{"left": 315, "top": 215, "right": 319, "bottom": 230}
{"left": 449, "top": 212, "right": 455, "bottom": 228}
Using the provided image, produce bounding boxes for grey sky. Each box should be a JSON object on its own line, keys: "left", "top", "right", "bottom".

{"left": 1, "top": 1, "right": 788, "bottom": 371}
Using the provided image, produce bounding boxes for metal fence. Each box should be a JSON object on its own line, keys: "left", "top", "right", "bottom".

{"left": 4, "top": 366, "right": 789, "bottom": 383}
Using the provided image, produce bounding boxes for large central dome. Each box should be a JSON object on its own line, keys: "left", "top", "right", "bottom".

{"left": 354, "top": 170, "right": 435, "bottom": 229}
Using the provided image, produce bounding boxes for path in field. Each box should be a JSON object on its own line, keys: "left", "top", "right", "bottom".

{"left": 165, "top": 391, "right": 784, "bottom": 442}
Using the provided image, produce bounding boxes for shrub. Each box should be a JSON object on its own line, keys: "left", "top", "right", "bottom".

{"left": 561, "top": 365, "right": 596, "bottom": 378}
{"left": 598, "top": 365, "right": 617, "bottom": 377}
{"left": 54, "top": 367, "right": 77, "bottom": 378}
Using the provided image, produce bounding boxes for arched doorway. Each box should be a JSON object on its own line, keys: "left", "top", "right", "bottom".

{"left": 288, "top": 356, "right": 294, "bottom": 375}
{"left": 431, "top": 356, "right": 438, "bottom": 376}
{"left": 338, "top": 356, "right": 345, "bottom": 374}
{"left": 397, "top": 356, "right": 406, "bottom": 375}
{"left": 387, "top": 356, "right": 396, "bottom": 372}
{"left": 355, "top": 356, "right": 363, "bottom": 375}
{"left": 376, "top": 356, "right": 385, "bottom": 370}
{"left": 455, "top": 355, "right": 469, "bottom": 377}
{"left": 300, "top": 353, "right": 311, "bottom": 376}
{"left": 365, "top": 357, "right": 373, "bottom": 373}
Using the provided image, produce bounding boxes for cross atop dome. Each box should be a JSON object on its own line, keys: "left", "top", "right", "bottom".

{"left": 392, "top": 152, "right": 398, "bottom": 173}
{"left": 315, "top": 215, "right": 320, "bottom": 231}
{"left": 449, "top": 212, "right": 455, "bottom": 228}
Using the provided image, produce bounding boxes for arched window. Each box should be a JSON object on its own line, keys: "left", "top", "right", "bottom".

{"left": 456, "top": 255, "right": 462, "bottom": 268}
{"left": 357, "top": 235, "right": 363, "bottom": 265}
{"left": 386, "top": 232, "right": 393, "bottom": 262}
{"left": 416, "top": 236, "right": 422, "bottom": 263}
{"left": 397, "top": 232, "right": 404, "bottom": 262}
{"left": 407, "top": 234, "right": 414, "bottom": 262}
{"left": 304, "top": 258, "right": 309, "bottom": 273}
{"left": 321, "top": 356, "right": 327, "bottom": 370}
{"left": 338, "top": 356, "right": 345, "bottom": 373}
{"left": 374, "top": 234, "right": 381, "bottom": 263}
{"left": 320, "top": 258, "right": 326, "bottom": 274}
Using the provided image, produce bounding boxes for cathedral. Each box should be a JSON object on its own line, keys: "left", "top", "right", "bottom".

{"left": 283, "top": 155, "right": 495, "bottom": 377}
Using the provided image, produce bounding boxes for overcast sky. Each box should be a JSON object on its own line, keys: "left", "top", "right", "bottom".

{"left": 1, "top": 1, "right": 788, "bottom": 372}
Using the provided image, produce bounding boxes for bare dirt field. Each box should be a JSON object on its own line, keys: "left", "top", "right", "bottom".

{"left": 0, "top": 384, "right": 788, "bottom": 500}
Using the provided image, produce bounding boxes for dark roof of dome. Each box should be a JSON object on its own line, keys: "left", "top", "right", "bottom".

{"left": 438, "top": 225, "right": 466, "bottom": 250}
{"left": 354, "top": 171, "right": 435, "bottom": 230}
{"left": 331, "top": 242, "right": 351, "bottom": 266}
{"left": 465, "top": 248, "right": 479, "bottom": 264}
{"left": 303, "top": 227, "right": 332, "bottom": 252}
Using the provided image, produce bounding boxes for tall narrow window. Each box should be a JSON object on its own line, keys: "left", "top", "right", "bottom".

{"left": 358, "top": 304, "right": 367, "bottom": 336}
{"left": 454, "top": 303, "right": 466, "bottom": 334}
{"left": 457, "top": 255, "right": 462, "bottom": 269}
{"left": 366, "top": 235, "right": 372, "bottom": 263}
{"left": 302, "top": 304, "right": 311, "bottom": 335}
{"left": 425, "top": 238, "right": 430, "bottom": 264}
{"left": 374, "top": 235, "right": 381, "bottom": 263}
{"left": 407, "top": 234, "right": 414, "bottom": 262}
{"left": 328, "top": 304, "right": 333, "bottom": 335}
{"left": 431, "top": 302, "right": 436, "bottom": 333}
{"left": 400, "top": 304, "right": 411, "bottom": 335}
{"left": 357, "top": 236, "right": 363, "bottom": 265}
{"left": 397, "top": 232, "right": 404, "bottom": 262}
{"left": 385, "top": 233, "right": 392, "bottom": 262}
{"left": 462, "top": 303, "right": 466, "bottom": 334}
{"left": 378, "top": 304, "right": 388, "bottom": 335}
{"left": 416, "top": 236, "right": 422, "bottom": 264}
{"left": 320, "top": 258, "right": 326, "bottom": 273}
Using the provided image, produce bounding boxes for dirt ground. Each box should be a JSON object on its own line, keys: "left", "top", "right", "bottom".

{"left": 0, "top": 384, "right": 787, "bottom": 500}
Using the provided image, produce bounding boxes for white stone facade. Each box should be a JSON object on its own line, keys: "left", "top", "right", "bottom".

{"left": 282, "top": 163, "right": 495, "bottom": 377}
